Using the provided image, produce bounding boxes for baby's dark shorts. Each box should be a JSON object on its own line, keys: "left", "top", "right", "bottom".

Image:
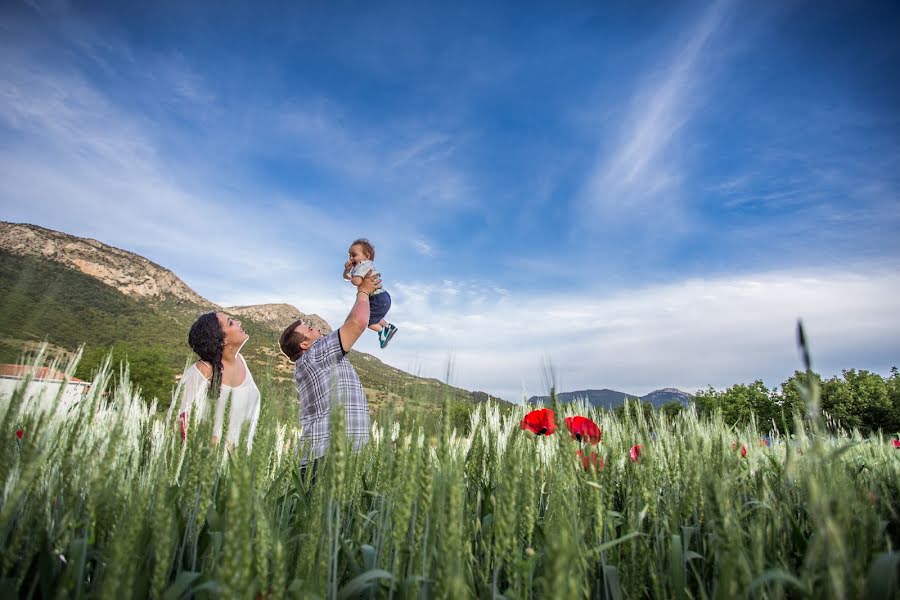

{"left": 369, "top": 291, "right": 391, "bottom": 325}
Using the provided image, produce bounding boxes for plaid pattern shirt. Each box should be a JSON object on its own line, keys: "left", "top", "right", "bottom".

{"left": 293, "top": 330, "right": 370, "bottom": 464}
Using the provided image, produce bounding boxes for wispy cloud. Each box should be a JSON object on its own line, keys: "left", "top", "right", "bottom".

{"left": 413, "top": 237, "right": 435, "bottom": 257}
{"left": 271, "top": 103, "right": 475, "bottom": 216}
{"left": 580, "top": 0, "right": 733, "bottom": 228}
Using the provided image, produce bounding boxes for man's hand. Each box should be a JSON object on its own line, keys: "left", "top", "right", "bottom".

{"left": 339, "top": 270, "right": 382, "bottom": 352}
{"left": 357, "top": 270, "right": 382, "bottom": 295}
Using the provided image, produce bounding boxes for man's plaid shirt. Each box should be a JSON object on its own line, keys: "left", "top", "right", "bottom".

{"left": 293, "top": 330, "right": 370, "bottom": 464}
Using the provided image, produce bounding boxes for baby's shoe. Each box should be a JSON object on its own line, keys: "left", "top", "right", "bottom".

{"left": 381, "top": 324, "right": 398, "bottom": 348}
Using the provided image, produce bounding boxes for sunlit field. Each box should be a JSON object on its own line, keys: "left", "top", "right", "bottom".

{"left": 2, "top": 349, "right": 899, "bottom": 599}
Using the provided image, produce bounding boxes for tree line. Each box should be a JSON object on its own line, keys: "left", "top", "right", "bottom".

{"left": 647, "top": 367, "right": 900, "bottom": 435}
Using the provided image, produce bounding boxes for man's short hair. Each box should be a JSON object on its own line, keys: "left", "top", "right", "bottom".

{"left": 279, "top": 319, "right": 307, "bottom": 362}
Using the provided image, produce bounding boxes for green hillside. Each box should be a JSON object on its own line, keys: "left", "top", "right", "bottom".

{"left": 0, "top": 250, "right": 503, "bottom": 418}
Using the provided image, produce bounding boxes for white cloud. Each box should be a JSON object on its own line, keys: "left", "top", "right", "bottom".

{"left": 413, "top": 237, "right": 435, "bottom": 257}
{"left": 360, "top": 267, "right": 900, "bottom": 402}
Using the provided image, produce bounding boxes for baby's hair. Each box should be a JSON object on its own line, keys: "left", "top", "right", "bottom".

{"left": 350, "top": 238, "right": 375, "bottom": 260}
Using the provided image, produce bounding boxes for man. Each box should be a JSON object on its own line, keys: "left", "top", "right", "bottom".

{"left": 279, "top": 271, "right": 381, "bottom": 472}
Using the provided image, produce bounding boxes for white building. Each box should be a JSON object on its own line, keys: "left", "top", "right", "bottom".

{"left": 0, "top": 364, "right": 90, "bottom": 415}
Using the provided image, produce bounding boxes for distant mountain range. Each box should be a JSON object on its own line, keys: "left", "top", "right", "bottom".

{"left": 528, "top": 387, "right": 692, "bottom": 410}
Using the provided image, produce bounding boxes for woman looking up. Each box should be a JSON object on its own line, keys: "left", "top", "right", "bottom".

{"left": 176, "top": 312, "right": 260, "bottom": 449}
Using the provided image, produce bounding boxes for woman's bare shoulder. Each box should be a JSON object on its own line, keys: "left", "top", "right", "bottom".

{"left": 194, "top": 360, "right": 213, "bottom": 379}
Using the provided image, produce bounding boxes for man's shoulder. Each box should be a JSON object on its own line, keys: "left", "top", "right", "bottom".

{"left": 297, "top": 331, "right": 343, "bottom": 368}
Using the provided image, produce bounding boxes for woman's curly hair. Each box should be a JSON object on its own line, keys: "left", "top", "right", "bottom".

{"left": 188, "top": 312, "right": 225, "bottom": 401}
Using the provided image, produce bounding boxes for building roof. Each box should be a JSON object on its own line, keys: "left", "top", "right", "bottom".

{"left": 0, "top": 364, "right": 88, "bottom": 384}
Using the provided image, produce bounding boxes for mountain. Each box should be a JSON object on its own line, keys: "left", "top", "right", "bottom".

{"left": 0, "top": 222, "right": 506, "bottom": 415}
{"left": 527, "top": 387, "right": 691, "bottom": 410}
{"left": 0, "top": 222, "right": 209, "bottom": 306}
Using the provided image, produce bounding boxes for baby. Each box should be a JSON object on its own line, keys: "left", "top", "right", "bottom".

{"left": 344, "top": 238, "right": 398, "bottom": 348}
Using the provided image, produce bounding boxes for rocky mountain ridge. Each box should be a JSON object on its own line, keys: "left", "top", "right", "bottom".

{"left": 0, "top": 221, "right": 332, "bottom": 334}
{"left": 0, "top": 222, "right": 209, "bottom": 305}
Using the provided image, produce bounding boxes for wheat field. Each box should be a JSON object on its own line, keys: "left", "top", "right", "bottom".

{"left": 1, "top": 349, "right": 898, "bottom": 599}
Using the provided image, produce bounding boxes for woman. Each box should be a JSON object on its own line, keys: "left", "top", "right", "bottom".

{"left": 176, "top": 312, "right": 261, "bottom": 449}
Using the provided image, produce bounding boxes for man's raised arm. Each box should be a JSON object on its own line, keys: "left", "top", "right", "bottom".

{"left": 338, "top": 270, "right": 381, "bottom": 353}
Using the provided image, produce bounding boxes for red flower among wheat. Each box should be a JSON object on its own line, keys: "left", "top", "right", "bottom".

{"left": 629, "top": 444, "right": 642, "bottom": 463}
{"left": 16, "top": 429, "right": 24, "bottom": 440}
{"left": 520, "top": 408, "right": 557, "bottom": 436}
{"left": 564, "top": 416, "right": 602, "bottom": 445}
{"left": 178, "top": 412, "right": 188, "bottom": 442}
{"left": 576, "top": 449, "right": 604, "bottom": 471}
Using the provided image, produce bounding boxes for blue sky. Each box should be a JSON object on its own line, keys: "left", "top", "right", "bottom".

{"left": 1, "top": 0, "right": 899, "bottom": 402}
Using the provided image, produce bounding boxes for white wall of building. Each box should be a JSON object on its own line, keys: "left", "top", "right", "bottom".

{"left": 0, "top": 376, "right": 89, "bottom": 416}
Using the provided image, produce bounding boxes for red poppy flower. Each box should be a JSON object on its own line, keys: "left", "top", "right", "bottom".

{"left": 892, "top": 439, "right": 900, "bottom": 449}
{"left": 520, "top": 408, "right": 557, "bottom": 436}
{"left": 740, "top": 445, "right": 747, "bottom": 458}
{"left": 577, "top": 449, "right": 604, "bottom": 471}
{"left": 629, "top": 444, "right": 642, "bottom": 463}
{"left": 178, "top": 412, "right": 189, "bottom": 442}
{"left": 564, "top": 416, "right": 602, "bottom": 445}
{"left": 16, "top": 429, "right": 24, "bottom": 440}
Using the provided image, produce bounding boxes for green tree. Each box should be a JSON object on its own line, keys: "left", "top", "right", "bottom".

{"left": 691, "top": 381, "right": 776, "bottom": 428}
{"left": 887, "top": 367, "right": 900, "bottom": 434}
{"left": 692, "top": 386, "right": 721, "bottom": 418}
{"left": 76, "top": 343, "right": 178, "bottom": 408}
{"left": 821, "top": 369, "right": 892, "bottom": 434}
{"left": 659, "top": 400, "right": 684, "bottom": 419}
{"left": 775, "top": 370, "right": 823, "bottom": 431}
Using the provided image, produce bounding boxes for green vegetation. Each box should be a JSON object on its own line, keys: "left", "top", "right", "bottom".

{"left": 693, "top": 368, "right": 900, "bottom": 435}
{"left": 1, "top": 348, "right": 899, "bottom": 599}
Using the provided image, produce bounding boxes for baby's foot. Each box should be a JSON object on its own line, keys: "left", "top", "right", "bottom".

{"left": 380, "top": 324, "right": 398, "bottom": 348}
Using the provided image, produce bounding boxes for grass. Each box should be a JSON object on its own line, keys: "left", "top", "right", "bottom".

{"left": 1, "top": 347, "right": 899, "bottom": 599}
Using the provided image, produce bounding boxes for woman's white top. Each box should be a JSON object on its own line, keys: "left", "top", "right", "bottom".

{"left": 176, "top": 354, "right": 261, "bottom": 448}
